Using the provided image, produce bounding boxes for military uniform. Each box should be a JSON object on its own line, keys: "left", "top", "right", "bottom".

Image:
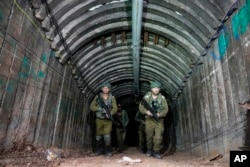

{"left": 139, "top": 81, "right": 168, "bottom": 159}
{"left": 113, "top": 109, "right": 129, "bottom": 152}
{"left": 90, "top": 82, "right": 118, "bottom": 156}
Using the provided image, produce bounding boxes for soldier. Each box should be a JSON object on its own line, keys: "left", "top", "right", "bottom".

{"left": 90, "top": 82, "right": 118, "bottom": 156}
{"left": 135, "top": 110, "right": 146, "bottom": 153}
{"left": 139, "top": 81, "right": 168, "bottom": 159}
{"left": 113, "top": 104, "right": 129, "bottom": 153}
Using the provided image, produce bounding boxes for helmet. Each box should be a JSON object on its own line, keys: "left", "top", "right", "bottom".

{"left": 150, "top": 81, "right": 161, "bottom": 89}
{"left": 101, "top": 81, "right": 111, "bottom": 89}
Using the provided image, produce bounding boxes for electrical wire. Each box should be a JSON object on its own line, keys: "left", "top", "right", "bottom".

{"left": 13, "top": 0, "right": 50, "bottom": 43}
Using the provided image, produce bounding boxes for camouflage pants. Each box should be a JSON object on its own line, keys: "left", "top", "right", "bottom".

{"left": 95, "top": 118, "right": 113, "bottom": 145}
{"left": 145, "top": 118, "right": 164, "bottom": 152}
{"left": 116, "top": 128, "right": 126, "bottom": 151}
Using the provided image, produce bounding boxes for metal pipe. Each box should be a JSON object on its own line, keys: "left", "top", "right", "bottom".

{"left": 132, "top": 0, "right": 143, "bottom": 96}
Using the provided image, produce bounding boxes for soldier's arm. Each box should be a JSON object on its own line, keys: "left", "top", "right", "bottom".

{"left": 158, "top": 97, "right": 168, "bottom": 117}
{"left": 240, "top": 103, "right": 250, "bottom": 110}
{"left": 139, "top": 100, "right": 147, "bottom": 114}
{"left": 90, "top": 96, "right": 99, "bottom": 112}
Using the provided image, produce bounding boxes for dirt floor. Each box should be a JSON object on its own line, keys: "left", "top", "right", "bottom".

{"left": 0, "top": 146, "right": 229, "bottom": 167}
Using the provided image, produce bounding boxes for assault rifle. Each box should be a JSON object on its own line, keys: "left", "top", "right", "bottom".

{"left": 97, "top": 95, "right": 113, "bottom": 121}
{"left": 141, "top": 99, "right": 159, "bottom": 121}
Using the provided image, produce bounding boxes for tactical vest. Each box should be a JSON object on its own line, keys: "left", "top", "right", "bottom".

{"left": 95, "top": 93, "right": 113, "bottom": 119}
{"left": 144, "top": 92, "right": 164, "bottom": 113}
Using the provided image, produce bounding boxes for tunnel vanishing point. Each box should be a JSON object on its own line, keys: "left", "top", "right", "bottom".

{"left": 0, "top": 0, "right": 250, "bottom": 157}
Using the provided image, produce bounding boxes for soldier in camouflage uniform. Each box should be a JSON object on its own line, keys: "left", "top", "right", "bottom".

{"left": 113, "top": 104, "right": 129, "bottom": 153}
{"left": 139, "top": 81, "right": 168, "bottom": 159}
{"left": 90, "top": 82, "right": 118, "bottom": 156}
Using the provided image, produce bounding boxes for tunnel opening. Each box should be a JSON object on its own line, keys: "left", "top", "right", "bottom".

{"left": 115, "top": 94, "right": 141, "bottom": 148}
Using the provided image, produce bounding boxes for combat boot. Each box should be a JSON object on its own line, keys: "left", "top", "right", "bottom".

{"left": 152, "top": 151, "right": 162, "bottom": 159}
{"left": 94, "top": 150, "right": 101, "bottom": 156}
{"left": 94, "top": 139, "right": 103, "bottom": 156}
{"left": 146, "top": 149, "right": 152, "bottom": 156}
{"left": 105, "top": 145, "right": 112, "bottom": 157}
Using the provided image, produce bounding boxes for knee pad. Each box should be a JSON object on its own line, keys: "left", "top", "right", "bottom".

{"left": 103, "top": 135, "right": 111, "bottom": 145}
{"left": 95, "top": 135, "right": 102, "bottom": 141}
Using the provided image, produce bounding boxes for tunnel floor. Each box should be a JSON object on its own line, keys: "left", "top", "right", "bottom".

{"left": 0, "top": 146, "right": 228, "bottom": 167}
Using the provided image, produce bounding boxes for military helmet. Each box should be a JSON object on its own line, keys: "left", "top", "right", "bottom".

{"left": 150, "top": 81, "right": 161, "bottom": 89}
{"left": 101, "top": 81, "right": 111, "bottom": 89}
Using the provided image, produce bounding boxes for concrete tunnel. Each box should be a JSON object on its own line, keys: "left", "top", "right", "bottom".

{"left": 0, "top": 0, "right": 250, "bottom": 159}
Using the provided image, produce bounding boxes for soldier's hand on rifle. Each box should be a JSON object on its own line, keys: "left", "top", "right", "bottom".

{"left": 156, "top": 113, "right": 160, "bottom": 117}
{"left": 101, "top": 109, "right": 109, "bottom": 118}
{"left": 146, "top": 110, "right": 153, "bottom": 116}
{"left": 239, "top": 103, "right": 250, "bottom": 109}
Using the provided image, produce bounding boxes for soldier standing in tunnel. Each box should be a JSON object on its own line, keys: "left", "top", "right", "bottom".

{"left": 113, "top": 104, "right": 129, "bottom": 153}
{"left": 90, "top": 82, "right": 118, "bottom": 156}
{"left": 139, "top": 81, "right": 168, "bottom": 159}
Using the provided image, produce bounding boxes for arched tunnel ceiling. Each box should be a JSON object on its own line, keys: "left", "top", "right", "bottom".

{"left": 30, "top": 0, "right": 238, "bottom": 101}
